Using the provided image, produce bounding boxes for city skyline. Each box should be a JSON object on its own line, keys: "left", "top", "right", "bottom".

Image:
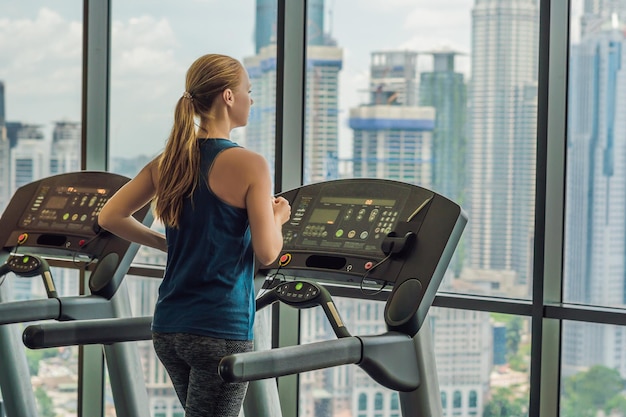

{"left": 1, "top": 1, "right": 476, "bottom": 158}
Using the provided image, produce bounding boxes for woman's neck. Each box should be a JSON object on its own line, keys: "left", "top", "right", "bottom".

{"left": 197, "top": 115, "right": 230, "bottom": 139}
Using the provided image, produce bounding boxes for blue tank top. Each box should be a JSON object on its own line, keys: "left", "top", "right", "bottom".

{"left": 152, "top": 139, "right": 255, "bottom": 340}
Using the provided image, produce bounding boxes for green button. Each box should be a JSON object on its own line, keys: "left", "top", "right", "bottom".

{"left": 23, "top": 256, "right": 29, "bottom": 263}
{"left": 295, "top": 282, "right": 303, "bottom": 291}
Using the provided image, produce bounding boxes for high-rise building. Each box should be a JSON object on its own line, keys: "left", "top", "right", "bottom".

{"left": 433, "top": 307, "right": 492, "bottom": 417}
{"left": 419, "top": 50, "right": 467, "bottom": 204}
{"left": 350, "top": 105, "right": 435, "bottom": 186}
{"left": 563, "top": 15, "right": 626, "bottom": 378}
{"left": 254, "top": 0, "right": 325, "bottom": 54}
{"left": 255, "top": 0, "right": 277, "bottom": 53}
{"left": 50, "top": 121, "right": 81, "bottom": 175}
{"left": 244, "top": 44, "right": 343, "bottom": 185}
{"left": 349, "top": 51, "right": 435, "bottom": 188}
{"left": 370, "top": 51, "right": 419, "bottom": 107}
{"left": 465, "top": 0, "right": 539, "bottom": 289}
{"left": 419, "top": 51, "right": 468, "bottom": 277}
{"left": 9, "top": 124, "right": 48, "bottom": 194}
{"left": 249, "top": 0, "right": 342, "bottom": 185}
{"left": 580, "top": 0, "right": 626, "bottom": 37}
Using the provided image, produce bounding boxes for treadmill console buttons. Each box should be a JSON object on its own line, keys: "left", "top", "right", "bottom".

{"left": 276, "top": 281, "right": 319, "bottom": 302}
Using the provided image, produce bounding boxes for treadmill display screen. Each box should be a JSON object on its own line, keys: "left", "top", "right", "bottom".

{"left": 18, "top": 185, "right": 111, "bottom": 235}
{"left": 286, "top": 188, "right": 406, "bottom": 255}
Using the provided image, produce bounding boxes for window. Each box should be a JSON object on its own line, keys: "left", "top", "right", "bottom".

{"left": 0, "top": 3, "right": 83, "bottom": 416}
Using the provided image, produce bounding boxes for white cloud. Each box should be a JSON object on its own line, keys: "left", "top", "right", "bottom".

{"left": 111, "top": 16, "right": 184, "bottom": 96}
{"left": 0, "top": 8, "right": 82, "bottom": 124}
{"left": 109, "top": 16, "right": 187, "bottom": 156}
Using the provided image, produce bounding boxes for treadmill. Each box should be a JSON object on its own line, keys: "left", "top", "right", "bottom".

{"left": 0, "top": 171, "right": 153, "bottom": 417}
{"left": 23, "top": 178, "right": 467, "bottom": 417}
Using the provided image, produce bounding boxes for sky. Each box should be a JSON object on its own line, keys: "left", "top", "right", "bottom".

{"left": 0, "top": 0, "right": 579, "bottom": 158}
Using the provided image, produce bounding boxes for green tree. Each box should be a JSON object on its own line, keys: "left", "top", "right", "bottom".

{"left": 483, "top": 387, "right": 527, "bottom": 417}
{"left": 491, "top": 314, "right": 528, "bottom": 372}
{"left": 606, "top": 394, "right": 626, "bottom": 416}
{"left": 26, "top": 349, "right": 45, "bottom": 375}
{"left": 506, "top": 317, "right": 522, "bottom": 357}
{"left": 35, "top": 386, "right": 56, "bottom": 417}
{"left": 25, "top": 348, "right": 59, "bottom": 375}
{"left": 561, "top": 365, "right": 625, "bottom": 417}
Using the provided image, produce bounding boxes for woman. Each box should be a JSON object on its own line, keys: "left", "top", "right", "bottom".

{"left": 98, "top": 53, "right": 291, "bottom": 417}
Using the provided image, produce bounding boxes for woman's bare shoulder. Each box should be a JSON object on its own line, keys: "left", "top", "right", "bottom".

{"left": 224, "top": 147, "right": 269, "bottom": 174}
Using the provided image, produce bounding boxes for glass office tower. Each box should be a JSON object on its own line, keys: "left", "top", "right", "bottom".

{"left": 563, "top": 9, "right": 626, "bottom": 378}
{"left": 465, "top": 0, "right": 539, "bottom": 292}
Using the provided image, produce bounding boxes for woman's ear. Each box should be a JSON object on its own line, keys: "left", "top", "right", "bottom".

{"left": 223, "top": 88, "right": 234, "bottom": 106}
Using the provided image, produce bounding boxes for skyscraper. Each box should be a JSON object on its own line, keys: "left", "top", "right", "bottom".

{"left": 350, "top": 105, "right": 435, "bottom": 186}
{"left": 350, "top": 51, "right": 435, "bottom": 188}
{"left": 370, "top": 50, "right": 419, "bottom": 106}
{"left": 563, "top": 12, "right": 626, "bottom": 378}
{"left": 50, "top": 121, "right": 81, "bottom": 175}
{"left": 419, "top": 50, "right": 467, "bottom": 204}
{"left": 254, "top": 0, "right": 325, "bottom": 54}
{"left": 465, "top": 0, "right": 539, "bottom": 289}
{"left": 9, "top": 124, "right": 47, "bottom": 192}
{"left": 255, "top": 0, "right": 277, "bottom": 53}
{"left": 419, "top": 50, "right": 468, "bottom": 281}
{"left": 245, "top": 17, "right": 343, "bottom": 185}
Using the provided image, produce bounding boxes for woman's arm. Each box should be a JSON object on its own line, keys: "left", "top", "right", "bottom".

{"left": 98, "top": 158, "right": 167, "bottom": 252}
{"left": 243, "top": 152, "right": 291, "bottom": 266}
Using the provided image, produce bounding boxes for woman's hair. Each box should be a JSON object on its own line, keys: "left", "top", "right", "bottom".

{"left": 154, "top": 54, "right": 243, "bottom": 227}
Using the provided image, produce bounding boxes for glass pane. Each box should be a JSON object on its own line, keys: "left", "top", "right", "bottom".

{"left": 561, "top": 321, "right": 626, "bottom": 417}
{"left": 435, "top": 309, "right": 530, "bottom": 417}
{"left": 110, "top": 1, "right": 262, "bottom": 415}
{"left": 299, "top": 0, "right": 538, "bottom": 415}
{"left": 299, "top": 302, "right": 531, "bottom": 417}
{"left": 0, "top": 3, "right": 83, "bottom": 416}
{"left": 564, "top": 0, "right": 626, "bottom": 310}
{"left": 0, "top": 3, "right": 83, "bottom": 211}
{"left": 302, "top": 0, "right": 539, "bottom": 300}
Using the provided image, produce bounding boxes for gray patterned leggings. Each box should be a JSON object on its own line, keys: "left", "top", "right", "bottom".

{"left": 152, "top": 332, "right": 253, "bottom": 417}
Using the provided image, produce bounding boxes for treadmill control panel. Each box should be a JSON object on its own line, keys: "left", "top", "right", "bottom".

{"left": 284, "top": 180, "right": 413, "bottom": 257}
{"left": 0, "top": 171, "right": 151, "bottom": 259}
{"left": 19, "top": 184, "right": 111, "bottom": 235}
{"left": 288, "top": 195, "right": 401, "bottom": 255}
{"left": 260, "top": 179, "right": 461, "bottom": 287}
{"left": 261, "top": 178, "right": 467, "bottom": 334}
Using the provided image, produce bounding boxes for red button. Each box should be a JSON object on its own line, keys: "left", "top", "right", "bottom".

{"left": 279, "top": 253, "right": 292, "bottom": 266}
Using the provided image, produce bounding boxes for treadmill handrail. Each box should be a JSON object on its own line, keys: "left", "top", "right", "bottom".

{"left": 219, "top": 337, "right": 362, "bottom": 382}
{"left": 218, "top": 331, "right": 421, "bottom": 392}
{"left": 23, "top": 316, "right": 153, "bottom": 349}
{"left": 0, "top": 298, "right": 61, "bottom": 324}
